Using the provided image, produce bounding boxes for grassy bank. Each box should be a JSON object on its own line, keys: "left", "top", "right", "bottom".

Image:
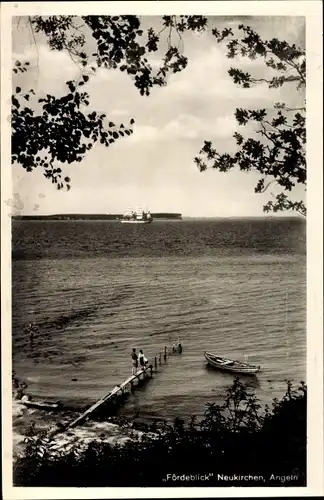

{"left": 13, "top": 377, "right": 306, "bottom": 487}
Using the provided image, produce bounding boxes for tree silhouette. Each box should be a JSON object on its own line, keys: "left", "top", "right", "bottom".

{"left": 12, "top": 16, "right": 305, "bottom": 214}
{"left": 194, "top": 24, "right": 306, "bottom": 216}
{"left": 12, "top": 16, "right": 207, "bottom": 189}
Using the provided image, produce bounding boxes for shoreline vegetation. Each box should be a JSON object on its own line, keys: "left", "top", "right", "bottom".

{"left": 13, "top": 376, "right": 306, "bottom": 487}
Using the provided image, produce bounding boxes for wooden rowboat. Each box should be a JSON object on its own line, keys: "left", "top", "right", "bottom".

{"left": 204, "top": 352, "right": 260, "bottom": 375}
{"left": 20, "top": 399, "right": 61, "bottom": 410}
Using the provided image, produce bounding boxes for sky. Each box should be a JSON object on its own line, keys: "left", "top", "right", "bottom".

{"left": 11, "top": 15, "right": 306, "bottom": 217}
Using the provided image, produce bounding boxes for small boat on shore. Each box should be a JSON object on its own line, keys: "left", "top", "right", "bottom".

{"left": 204, "top": 352, "right": 260, "bottom": 375}
{"left": 20, "top": 398, "right": 61, "bottom": 410}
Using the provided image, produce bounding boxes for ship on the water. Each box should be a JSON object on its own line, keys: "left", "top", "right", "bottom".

{"left": 118, "top": 209, "right": 153, "bottom": 224}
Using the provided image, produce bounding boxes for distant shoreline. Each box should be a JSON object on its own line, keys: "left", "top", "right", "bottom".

{"left": 11, "top": 213, "right": 182, "bottom": 221}
{"left": 11, "top": 214, "right": 304, "bottom": 221}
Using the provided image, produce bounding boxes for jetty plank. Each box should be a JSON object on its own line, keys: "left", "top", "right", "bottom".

{"left": 46, "top": 344, "right": 182, "bottom": 438}
{"left": 68, "top": 367, "right": 150, "bottom": 429}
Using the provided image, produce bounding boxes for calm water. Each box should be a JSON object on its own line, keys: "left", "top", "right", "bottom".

{"left": 12, "top": 218, "right": 306, "bottom": 422}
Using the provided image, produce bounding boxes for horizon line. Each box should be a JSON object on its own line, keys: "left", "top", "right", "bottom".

{"left": 11, "top": 213, "right": 303, "bottom": 219}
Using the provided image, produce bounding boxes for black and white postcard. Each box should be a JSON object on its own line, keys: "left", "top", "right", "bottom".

{"left": 1, "top": 1, "right": 323, "bottom": 498}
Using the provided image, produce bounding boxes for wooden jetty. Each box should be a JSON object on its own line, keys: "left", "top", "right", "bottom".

{"left": 68, "top": 365, "right": 153, "bottom": 429}
{"left": 62, "top": 342, "right": 183, "bottom": 432}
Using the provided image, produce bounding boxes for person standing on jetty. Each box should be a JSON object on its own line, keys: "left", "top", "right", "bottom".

{"left": 131, "top": 348, "right": 138, "bottom": 375}
{"left": 138, "top": 349, "right": 148, "bottom": 368}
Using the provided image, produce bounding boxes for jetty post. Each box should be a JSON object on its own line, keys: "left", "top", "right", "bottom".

{"left": 54, "top": 342, "right": 184, "bottom": 435}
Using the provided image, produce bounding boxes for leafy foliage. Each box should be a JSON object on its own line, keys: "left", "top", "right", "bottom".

{"left": 201, "top": 377, "right": 264, "bottom": 433}
{"left": 14, "top": 378, "right": 306, "bottom": 487}
{"left": 195, "top": 24, "right": 306, "bottom": 216}
{"left": 13, "top": 17, "right": 306, "bottom": 215}
{"left": 12, "top": 15, "right": 207, "bottom": 189}
{"left": 12, "top": 80, "right": 134, "bottom": 189}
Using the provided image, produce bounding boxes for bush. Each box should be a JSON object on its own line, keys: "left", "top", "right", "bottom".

{"left": 13, "top": 378, "right": 306, "bottom": 487}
